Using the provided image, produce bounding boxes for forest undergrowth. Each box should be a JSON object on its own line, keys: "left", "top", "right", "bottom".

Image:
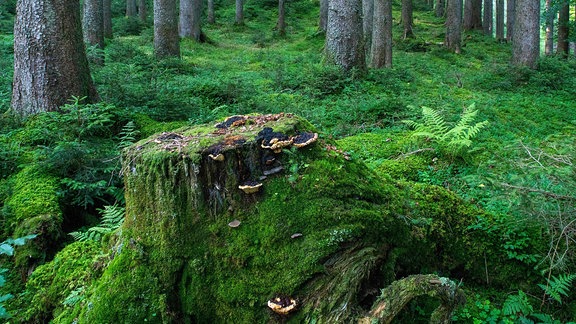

{"left": 1, "top": 0, "right": 576, "bottom": 322}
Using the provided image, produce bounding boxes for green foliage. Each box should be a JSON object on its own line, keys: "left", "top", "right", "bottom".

{"left": 502, "top": 290, "right": 533, "bottom": 317}
{"left": 404, "top": 104, "right": 489, "bottom": 158}
{"left": 69, "top": 204, "right": 125, "bottom": 243}
{"left": 538, "top": 274, "right": 576, "bottom": 304}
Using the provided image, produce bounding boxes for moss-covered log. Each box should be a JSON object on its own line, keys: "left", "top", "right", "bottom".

{"left": 360, "top": 274, "right": 465, "bottom": 323}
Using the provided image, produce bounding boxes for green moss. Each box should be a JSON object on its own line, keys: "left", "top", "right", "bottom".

{"left": 16, "top": 241, "right": 101, "bottom": 322}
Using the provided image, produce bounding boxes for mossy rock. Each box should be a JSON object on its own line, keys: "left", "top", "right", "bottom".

{"left": 36, "top": 114, "right": 537, "bottom": 323}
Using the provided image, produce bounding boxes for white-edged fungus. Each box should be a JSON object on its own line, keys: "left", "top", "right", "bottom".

{"left": 267, "top": 297, "right": 297, "bottom": 315}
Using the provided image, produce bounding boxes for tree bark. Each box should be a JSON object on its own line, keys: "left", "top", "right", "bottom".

{"left": 557, "top": 1, "right": 569, "bottom": 57}
{"left": 360, "top": 274, "right": 466, "bottom": 324}
{"left": 180, "top": 0, "right": 204, "bottom": 42}
{"left": 319, "top": 0, "right": 328, "bottom": 32}
{"left": 277, "top": 0, "right": 286, "bottom": 36}
{"left": 401, "top": 0, "right": 414, "bottom": 39}
{"left": 139, "top": 0, "right": 147, "bottom": 22}
{"left": 445, "top": 0, "right": 462, "bottom": 53}
{"left": 506, "top": 0, "right": 514, "bottom": 42}
{"left": 495, "top": 0, "right": 504, "bottom": 41}
{"left": 235, "top": 0, "right": 244, "bottom": 25}
{"left": 326, "top": 0, "right": 366, "bottom": 72}
{"left": 463, "top": 0, "right": 482, "bottom": 30}
{"left": 370, "top": 0, "right": 392, "bottom": 68}
{"left": 154, "top": 0, "right": 180, "bottom": 58}
{"left": 103, "top": 0, "right": 113, "bottom": 38}
{"left": 12, "top": 0, "right": 98, "bottom": 116}
{"left": 511, "top": 0, "right": 540, "bottom": 68}
{"left": 363, "top": 0, "right": 374, "bottom": 62}
{"left": 435, "top": 0, "right": 445, "bottom": 17}
{"left": 482, "top": 0, "right": 492, "bottom": 36}
{"left": 544, "top": 0, "right": 555, "bottom": 55}
{"left": 83, "top": 0, "right": 105, "bottom": 49}
{"left": 207, "top": 0, "right": 215, "bottom": 24}
{"left": 126, "top": 0, "right": 137, "bottom": 16}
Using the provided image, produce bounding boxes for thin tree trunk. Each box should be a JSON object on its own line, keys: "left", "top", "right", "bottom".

{"left": 463, "top": 0, "right": 482, "bottom": 30}
{"left": 277, "top": 0, "right": 286, "bottom": 36}
{"left": 482, "top": 0, "right": 492, "bottom": 36}
{"left": 445, "top": 0, "right": 462, "bottom": 53}
{"left": 435, "top": 0, "right": 445, "bottom": 17}
{"left": 506, "top": 0, "right": 514, "bottom": 42}
{"left": 154, "top": 0, "right": 180, "bottom": 58}
{"left": 495, "top": 0, "right": 504, "bottom": 41}
{"left": 180, "top": 0, "right": 204, "bottom": 41}
{"left": 83, "top": 0, "right": 105, "bottom": 50}
{"left": 319, "top": 0, "right": 328, "bottom": 32}
{"left": 235, "top": 0, "right": 244, "bottom": 25}
{"left": 557, "top": 1, "right": 569, "bottom": 57}
{"left": 139, "top": 0, "right": 147, "bottom": 22}
{"left": 103, "top": 0, "right": 113, "bottom": 38}
{"left": 12, "top": 0, "right": 98, "bottom": 116}
{"left": 326, "top": 0, "right": 366, "bottom": 72}
{"left": 511, "top": 0, "right": 540, "bottom": 68}
{"left": 208, "top": 0, "right": 215, "bottom": 24}
{"left": 126, "top": 0, "right": 137, "bottom": 16}
{"left": 363, "top": 0, "right": 374, "bottom": 61}
{"left": 544, "top": 0, "right": 555, "bottom": 55}
{"left": 402, "top": 0, "right": 414, "bottom": 39}
{"left": 370, "top": 0, "right": 392, "bottom": 68}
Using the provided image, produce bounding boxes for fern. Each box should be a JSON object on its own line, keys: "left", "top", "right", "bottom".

{"left": 69, "top": 204, "right": 125, "bottom": 242}
{"left": 502, "top": 290, "right": 533, "bottom": 316}
{"left": 538, "top": 273, "right": 576, "bottom": 304}
{"left": 403, "top": 104, "right": 488, "bottom": 158}
{"left": 118, "top": 121, "right": 140, "bottom": 149}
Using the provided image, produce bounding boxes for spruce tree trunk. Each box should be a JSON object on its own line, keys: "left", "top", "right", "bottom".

{"left": 207, "top": 0, "right": 215, "bottom": 24}
{"left": 139, "top": 0, "right": 147, "bottom": 22}
{"left": 12, "top": 0, "right": 98, "bottom": 116}
{"left": 445, "top": 0, "right": 462, "bottom": 53}
{"left": 511, "top": 0, "right": 540, "bottom": 68}
{"left": 83, "top": 0, "right": 105, "bottom": 49}
{"left": 463, "top": 0, "right": 482, "bottom": 30}
{"left": 180, "top": 0, "right": 203, "bottom": 41}
{"left": 277, "top": 0, "right": 286, "bottom": 36}
{"left": 235, "top": 0, "right": 244, "bottom": 25}
{"left": 544, "top": 0, "right": 555, "bottom": 56}
{"left": 154, "top": 0, "right": 180, "bottom": 58}
{"left": 401, "top": 0, "right": 414, "bottom": 39}
{"left": 326, "top": 0, "right": 366, "bottom": 72}
{"left": 482, "top": 0, "right": 492, "bottom": 36}
{"left": 435, "top": 0, "right": 445, "bottom": 17}
{"left": 126, "top": 0, "right": 137, "bottom": 16}
{"left": 319, "top": 0, "right": 328, "bottom": 32}
{"left": 103, "top": 0, "right": 113, "bottom": 38}
{"left": 363, "top": 0, "right": 374, "bottom": 61}
{"left": 557, "top": 2, "right": 569, "bottom": 57}
{"left": 506, "top": 0, "right": 514, "bottom": 42}
{"left": 495, "top": 0, "right": 504, "bottom": 41}
{"left": 370, "top": 0, "right": 392, "bottom": 68}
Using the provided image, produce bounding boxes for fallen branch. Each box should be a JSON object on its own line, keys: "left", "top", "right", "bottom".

{"left": 395, "top": 148, "right": 436, "bottom": 160}
{"left": 500, "top": 183, "right": 576, "bottom": 201}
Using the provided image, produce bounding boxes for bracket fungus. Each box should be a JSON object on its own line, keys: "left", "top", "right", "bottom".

{"left": 267, "top": 297, "right": 297, "bottom": 315}
{"left": 209, "top": 153, "right": 225, "bottom": 161}
{"left": 238, "top": 181, "right": 263, "bottom": 194}
{"left": 215, "top": 115, "right": 247, "bottom": 129}
{"left": 292, "top": 132, "right": 318, "bottom": 148}
{"left": 228, "top": 219, "right": 241, "bottom": 228}
{"left": 258, "top": 127, "right": 293, "bottom": 153}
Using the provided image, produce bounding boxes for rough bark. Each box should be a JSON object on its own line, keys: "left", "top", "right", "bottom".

{"left": 139, "top": 0, "right": 147, "bottom": 22}
{"left": 482, "top": 0, "right": 492, "bottom": 36}
{"left": 401, "top": 0, "right": 414, "bottom": 39}
{"left": 103, "top": 0, "right": 113, "bottom": 38}
{"left": 557, "top": 1, "right": 569, "bottom": 57}
{"left": 360, "top": 274, "right": 466, "bottom": 324}
{"left": 511, "top": 0, "right": 540, "bottom": 68}
{"left": 235, "top": 0, "right": 244, "bottom": 25}
{"left": 463, "top": 0, "right": 482, "bottom": 30}
{"left": 326, "top": 0, "right": 366, "bottom": 72}
{"left": 506, "top": 0, "right": 514, "bottom": 42}
{"left": 180, "top": 0, "right": 204, "bottom": 42}
{"left": 363, "top": 0, "right": 374, "bottom": 60}
{"left": 277, "top": 0, "right": 286, "bottom": 36}
{"left": 154, "top": 0, "right": 180, "bottom": 58}
{"left": 319, "top": 0, "right": 328, "bottom": 32}
{"left": 83, "top": 0, "right": 105, "bottom": 49}
{"left": 495, "top": 0, "right": 504, "bottom": 41}
{"left": 207, "top": 0, "right": 215, "bottom": 24}
{"left": 445, "top": 0, "right": 462, "bottom": 53}
{"left": 126, "top": 0, "right": 137, "bottom": 16}
{"left": 435, "top": 0, "right": 445, "bottom": 17}
{"left": 12, "top": 0, "right": 98, "bottom": 116}
{"left": 544, "top": 0, "right": 555, "bottom": 55}
{"left": 370, "top": 0, "right": 392, "bottom": 68}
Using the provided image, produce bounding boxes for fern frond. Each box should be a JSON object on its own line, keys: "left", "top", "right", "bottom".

{"left": 118, "top": 121, "right": 140, "bottom": 149}
{"left": 539, "top": 273, "right": 576, "bottom": 304}
{"left": 502, "top": 290, "right": 533, "bottom": 316}
{"left": 69, "top": 204, "right": 125, "bottom": 243}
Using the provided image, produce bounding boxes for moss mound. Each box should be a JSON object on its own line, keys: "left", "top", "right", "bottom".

{"left": 25, "top": 114, "right": 537, "bottom": 323}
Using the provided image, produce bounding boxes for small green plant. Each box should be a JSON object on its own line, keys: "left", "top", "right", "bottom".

{"left": 538, "top": 273, "right": 576, "bottom": 305}
{"left": 403, "top": 104, "right": 489, "bottom": 158}
{"left": 69, "top": 204, "right": 125, "bottom": 242}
